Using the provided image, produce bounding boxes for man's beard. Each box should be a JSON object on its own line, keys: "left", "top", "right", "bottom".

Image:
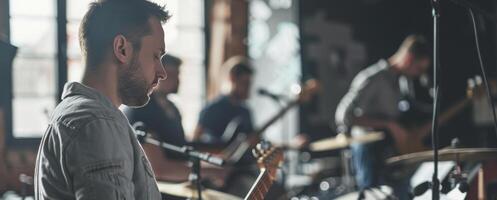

{"left": 118, "top": 54, "right": 151, "bottom": 107}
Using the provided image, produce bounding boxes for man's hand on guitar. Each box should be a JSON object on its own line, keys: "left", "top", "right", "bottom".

{"left": 387, "top": 122, "right": 409, "bottom": 144}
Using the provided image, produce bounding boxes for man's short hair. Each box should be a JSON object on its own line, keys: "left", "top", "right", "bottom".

{"left": 79, "top": 0, "right": 171, "bottom": 69}
{"left": 224, "top": 56, "right": 254, "bottom": 78}
{"left": 161, "top": 54, "right": 182, "bottom": 70}
{"left": 399, "top": 34, "right": 431, "bottom": 59}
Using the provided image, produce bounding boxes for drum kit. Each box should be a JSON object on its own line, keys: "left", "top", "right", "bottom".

{"left": 156, "top": 130, "right": 497, "bottom": 199}
{"left": 302, "top": 131, "right": 497, "bottom": 199}
{"left": 309, "top": 132, "right": 385, "bottom": 152}
{"left": 156, "top": 181, "right": 242, "bottom": 200}
{"left": 156, "top": 140, "right": 284, "bottom": 200}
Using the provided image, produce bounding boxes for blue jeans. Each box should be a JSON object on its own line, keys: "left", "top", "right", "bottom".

{"left": 351, "top": 142, "right": 378, "bottom": 190}
{"left": 351, "top": 141, "right": 412, "bottom": 199}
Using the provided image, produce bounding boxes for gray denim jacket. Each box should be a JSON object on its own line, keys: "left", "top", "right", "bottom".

{"left": 35, "top": 82, "right": 161, "bottom": 200}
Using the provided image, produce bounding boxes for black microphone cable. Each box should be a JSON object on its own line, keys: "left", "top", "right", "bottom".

{"left": 468, "top": 8, "right": 497, "bottom": 139}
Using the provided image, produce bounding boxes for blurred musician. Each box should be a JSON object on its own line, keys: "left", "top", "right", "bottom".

{"left": 335, "top": 34, "right": 431, "bottom": 195}
{"left": 193, "top": 56, "right": 255, "bottom": 145}
{"left": 123, "top": 54, "right": 186, "bottom": 150}
{"left": 122, "top": 55, "right": 230, "bottom": 192}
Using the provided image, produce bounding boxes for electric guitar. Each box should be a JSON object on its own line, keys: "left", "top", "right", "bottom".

{"left": 244, "top": 141, "right": 284, "bottom": 200}
{"left": 221, "top": 79, "right": 319, "bottom": 163}
{"left": 391, "top": 77, "right": 485, "bottom": 155}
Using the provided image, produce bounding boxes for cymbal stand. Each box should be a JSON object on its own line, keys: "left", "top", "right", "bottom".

{"left": 341, "top": 147, "right": 355, "bottom": 193}
{"left": 449, "top": 163, "right": 469, "bottom": 194}
{"left": 134, "top": 123, "right": 225, "bottom": 200}
{"left": 430, "top": 0, "right": 441, "bottom": 198}
{"left": 188, "top": 153, "right": 202, "bottom": 200}
{"left": 428, "top": 0, "right": 497, "bottom": 198}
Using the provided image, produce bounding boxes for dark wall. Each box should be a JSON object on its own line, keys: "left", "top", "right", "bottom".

{"left": 300, "top": 0, "right": 497, "bottom": 146}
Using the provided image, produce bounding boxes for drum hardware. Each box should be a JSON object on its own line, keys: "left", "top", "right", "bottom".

{"left": 157, "top": 181, "right": 242, "bottom": 200}
{"left": 386, "top": 148, "right": 497, "bottom": 166}
{"left": 309, "top": 132, "right": 385, "bottom": 152}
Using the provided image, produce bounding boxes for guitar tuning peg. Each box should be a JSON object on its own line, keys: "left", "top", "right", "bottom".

{"left": 467, "top": 78, "right": 475, "bottom": 88}
{"left": 256, "top": 143, "right": 262, "bottom": 151}
{"left": 475, "top": 75, "right": 482, "bottom": 85}
{"left": 260, "top": 140, "right": 272, "bottom": 151}
{"left": 252, "top": 147, "right": 261, "bottom": 158}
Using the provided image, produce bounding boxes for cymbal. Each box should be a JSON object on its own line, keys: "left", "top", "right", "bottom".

{"left": 335, "top": 185, "right": 393, "bottom": 200}
{"left": 310, "top": 132, "right": 385, "bottom": 152}
{"left": 386, "top": 148, "right": 497, "bottom": 166}
{"left": 156, "top": 181, "right": 242, "bottom": 200}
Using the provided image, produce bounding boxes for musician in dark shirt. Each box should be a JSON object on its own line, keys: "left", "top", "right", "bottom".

{"left": 123, "top": 54, "right": 186, "bottom": 148}
{"left": 123, "top": 55, "right": 231, "bottom": 190}
{"left": 193, "top": 56, "right": 254, "bottom": 144}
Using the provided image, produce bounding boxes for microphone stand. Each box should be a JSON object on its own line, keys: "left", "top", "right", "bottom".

{"left": 424, "top": 1, "right": 496, "bottom": 199}
{"left": 189, "top": 153, "right": 202, "bottom": 200}
{"left": 430, "top": 0, "right": 441, "bottom": 199}
{"left": 135, "top": 130, "right": 224, "bottom": 200}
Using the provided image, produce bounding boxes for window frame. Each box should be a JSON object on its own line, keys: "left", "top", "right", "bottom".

{"left": 5, "top": 0, "right": 66, "bottom": 148}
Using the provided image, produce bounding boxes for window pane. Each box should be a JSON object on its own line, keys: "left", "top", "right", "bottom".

{"left": 67, "top": 22, "right": 81, "bottom": 60}
{"left": 152, "top": 0, "right": 205, "bottom": 136}
{"left": 13, "top": 97, "right": 55, "bottom": 138}
{"left": 165, "top": 29, "right": 204, "bottom": 60}
{"left": 12, "top": 58, "right": 56, "bottom": 138}
{"left": 67, "top": 21, "right": 84, "bottom": 82}
{"left": 248, "top": 0, "right": 301, "bottom": 143}
{"left": 176, "top": 0, "right": 204, "bottom": 27}
{"left": 67, "top": 3, "right": 85, "bottom": 82}
{"left": 175, "top": 60, "right": 205, "bottom": 134}
{"left": 67, "top": 0, "right": 94, "bottom": 20}
{"left": 10, "top": 0, "right": 56, "bottom": 17}
{"left": 10, "top": 0, "right": 58, "bottom": 140}
{"left": 10, "top": 18, "right": 56, "bottom": 57}
{"left": 68, "top": 58, "right": 84, "bottom": 82}
{"left": 13, "top": 58, "right": 56, "bottom": 96}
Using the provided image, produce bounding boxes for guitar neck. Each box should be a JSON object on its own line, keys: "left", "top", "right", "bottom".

{"left": 253, "top": 100, "right": 299, "bottom": 137}
{"left": 414, "top": 97, "right": 472, "bottom": 140}
{"left": 244, "top": 169, "right": 273, "bottom": 200}
{"left": 438, "top": 98, "right": 471, "bottom": 125}
{"left": 425, "top": 97, "right": 471, "bottom": 129}
{"left": 223, "top": 97, "right": 301, "bottom": 163}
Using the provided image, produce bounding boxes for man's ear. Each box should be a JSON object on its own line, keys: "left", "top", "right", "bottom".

{"left": 404, "top": 52, "right": 414, "bottom": 65}
{"left": 113, "top": 35, "right": 133, "bottom": 64}
{"left": 229, "top": 73, "right": 236, "bottom": 83}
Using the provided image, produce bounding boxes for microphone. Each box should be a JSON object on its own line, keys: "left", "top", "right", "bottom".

{"left": 131, "top": 121, "right": 224, "bottom": 166}
{"left": 133, "top": 121, "right": 146, "bottom": 131}
{"left": 132, "top": 121, "right": 147, "bottom": 143}
{"left": 258, "top": 88, "right": 285, "bottom": 102}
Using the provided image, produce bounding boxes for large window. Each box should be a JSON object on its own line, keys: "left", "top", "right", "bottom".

{"left": 248, "top": 0, "right": 301, "bottom": 143}
{"left": 152, "top": 0, "right": 206, "bottom": 137}
{"left": 9, "top": 0, "right": 206, "bottom": 142}
{"left": 10, "top": 0, "right": 57, "bottom": 139}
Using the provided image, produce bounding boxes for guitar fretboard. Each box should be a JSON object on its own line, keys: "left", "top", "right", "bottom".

{"left": 244, "top": 169, "right": 273, "bottom": 200}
